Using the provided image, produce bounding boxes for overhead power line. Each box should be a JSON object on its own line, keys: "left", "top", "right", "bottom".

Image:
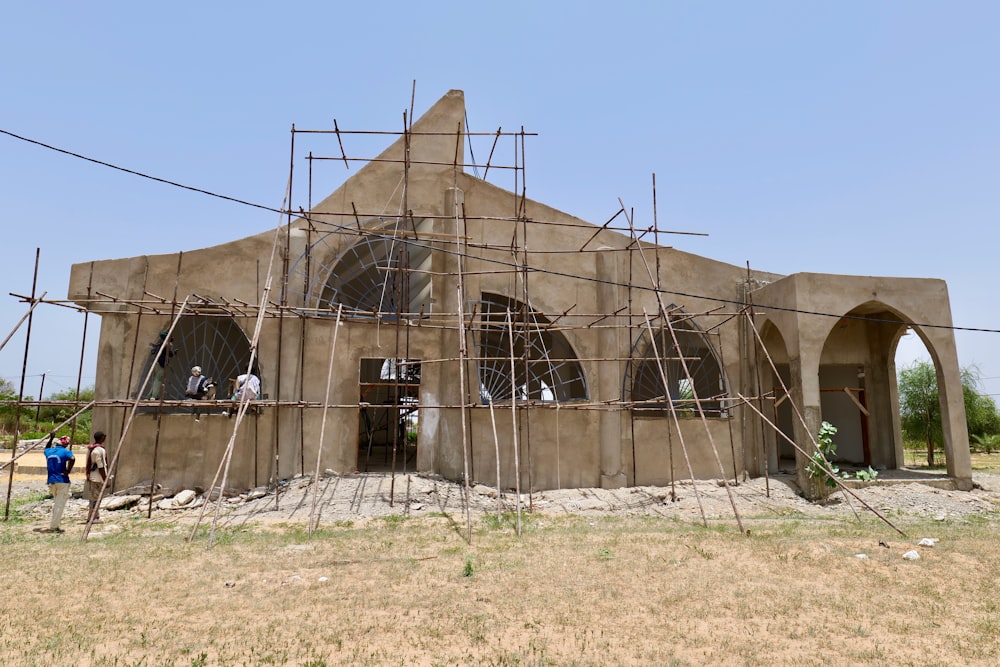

{"left": 0, "top": 128, "right": 278, "bottom": 214}
{"left": 3, "top": 126, "right": 1000, "bottom": 337}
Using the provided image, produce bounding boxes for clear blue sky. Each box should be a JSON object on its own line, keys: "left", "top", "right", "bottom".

{"left": 2, "top": 1, "right": 998, "bottom": 400}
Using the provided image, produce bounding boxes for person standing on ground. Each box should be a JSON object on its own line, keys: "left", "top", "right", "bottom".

{"left": 42, "top": 434, "right": 74, "bottom": 533}
{"left": 84, "top": 431, "right": 109, "bottom": 524}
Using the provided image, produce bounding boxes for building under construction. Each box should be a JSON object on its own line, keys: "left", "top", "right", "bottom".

{"left": 45, "top": 89, "right": 971, "bottom": 499}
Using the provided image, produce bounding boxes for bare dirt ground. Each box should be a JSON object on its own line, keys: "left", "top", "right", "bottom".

{"left": 8, "top": 458, "right": 1000, "bottom": 531}
{"left": 3, "top": 459, "right": 1000, "bottom": 666}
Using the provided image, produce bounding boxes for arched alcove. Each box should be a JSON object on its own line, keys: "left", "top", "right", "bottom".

{"left": 471, "top": 293, "right": 588, "bottom": 404}
{"left": 818, "top": 301, "right": 912, "bottom": 471}
{"left": 624, "top": 307, "right": 728, "bottom": 417}
{"left": 136, "top": 315, "right": 257, "bottom": 400}
{"left": 283, "top": 217, "right": 434, "bottom": 317}
{"left": 755, "top": 319, "right": 794, "bottom": 466}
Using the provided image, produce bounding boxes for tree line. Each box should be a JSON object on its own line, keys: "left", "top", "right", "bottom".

{"left": 0, "top": 378, "right": 94, "bottom": 446}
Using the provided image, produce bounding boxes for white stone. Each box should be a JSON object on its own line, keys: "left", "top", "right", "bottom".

{"left": 173, "top": 489, "right": 197, "bottom": 506}
{"left": 101, "top": 494, "right": 141, "bottom": 511}
{"left": 902, "top": 550, "right": 921, "bottom": 560}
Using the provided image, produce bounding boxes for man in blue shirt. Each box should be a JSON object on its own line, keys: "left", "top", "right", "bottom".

{"left": 42, "top": 434, "right": 75, "bottom": 533}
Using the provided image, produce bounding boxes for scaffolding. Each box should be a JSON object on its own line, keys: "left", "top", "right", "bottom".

{"left": 2, "top": 91, "right": 939, "bottom": 542}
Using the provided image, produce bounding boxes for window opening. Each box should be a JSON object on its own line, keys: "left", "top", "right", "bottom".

{"left": 358, "top": 358, "right": 420, "bottom": 472}
{"left": 283, "top": 217, "right": 433, "bottom": 317}
{"left": 625, "top": 308, "right": 728, "bottom": 417}
{"left": 136, "top": 314, "right": 258, "bottom": 405}
{"left": 471, "top": 293, "right": 588, "bottom": 404}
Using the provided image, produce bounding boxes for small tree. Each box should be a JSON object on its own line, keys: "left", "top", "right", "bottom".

{"left": 898, "top": 360, "right": 1000, "bottom": 466}
{"left": 898, "top": 361, "right": 941, "bottom": 466}
{"left": 970, "top": 433, "right": 1000, "bottom": 454}
{"left": 963, "top": 367, "right": 1000, "bottom": 439}
{"left": 805, "top": 421, "right": 840, "bottom": 500}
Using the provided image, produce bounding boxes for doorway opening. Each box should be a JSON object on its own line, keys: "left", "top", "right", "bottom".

{"left": 358, "top": 358, "right": 420, "bottom": 472}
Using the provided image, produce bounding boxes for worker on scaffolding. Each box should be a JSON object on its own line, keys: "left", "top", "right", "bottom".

{"left": 184, "top": 366, "right": 215, "bottom": 400}
{"left": 185, "top": 366, "right": 216, "bottom": 421}
{"left": 146, "top": 331, "right": 175, "bottom": 400}
{"left": 225, "top": 372, "right": 260, "bottom": 418}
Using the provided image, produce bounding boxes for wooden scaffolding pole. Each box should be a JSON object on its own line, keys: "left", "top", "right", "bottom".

{"left": 3, "top": 249, "right": 41, "bottom": 521}
{"left": 82, "top": 298, "right": 190, "bottom": 541}
{"left": 308, "top": 305, "right": 343, "bottom": 535}
{"left": 506, "top": 309, "right": 523, "bottom": 537}
{"left": 625, "top": 201, "right": 746, "bottom": 533}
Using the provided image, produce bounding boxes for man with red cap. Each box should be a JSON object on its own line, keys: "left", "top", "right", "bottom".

{"left": 40, "top": 433, "right": 74, "bottom": 533}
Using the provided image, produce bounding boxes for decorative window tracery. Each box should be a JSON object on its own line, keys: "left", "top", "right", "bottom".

{"left": 136, "top": 315, "right": 258, "bottom": 400}
{"left": 283, "top": 217, "right": 433, "bottom": 317}
{"left": 471, "top": 293, "right": 588, "bottom": 404}
{"left": 625, "top": 308, "right": 728, "bottom": 417}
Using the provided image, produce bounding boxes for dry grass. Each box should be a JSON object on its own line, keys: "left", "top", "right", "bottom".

{"left": 2, "top": 501, "right": 999, "bottom": 667}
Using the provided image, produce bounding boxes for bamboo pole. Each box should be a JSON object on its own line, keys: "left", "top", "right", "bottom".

{"left": 82, "top": 298, "right": 190, "bottom": 541}
{"left": 3, "top": 249, "right": 40, "bottom": 521}
{"left": 714, "top": 326, "right": 741, "bottom": 484}
{"left": 0, "top": 290, "right": 47, "bottom": 354}
{"left": 283, "top": 123, "right": 294, "bottom": 481}
{"left": 506, "top": 309, "right": 523, "bottom": 536}
{"left": 457, "top": 283, "right": 473, "bottom": 544}
{"left": 389, "top": 253, "right": 403, "bottom": 506}
{"left": 746, "top": 263, "right": 770, "bottom": 497}
{"left": 308, "top": 305, "right": 343, "bottom": 535}
{"left": 640, "top": 310, "right": 708, "bottom": 527}
{"left": 487, "top": 397, "right": 503, "bottom": 521}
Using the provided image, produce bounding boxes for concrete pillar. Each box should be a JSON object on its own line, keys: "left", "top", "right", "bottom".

{"left": 420, "top": 186, "right": 469, "bottom": 479}
{"left": 928, "top": 332, "right": 973, "bottom": 489}
{"left": 790, "top": 352, "right": 822, "bottom": 496}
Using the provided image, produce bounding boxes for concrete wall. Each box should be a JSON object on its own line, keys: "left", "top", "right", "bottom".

{"left": 69, "top": 90, "right": 972, "bottom": 494}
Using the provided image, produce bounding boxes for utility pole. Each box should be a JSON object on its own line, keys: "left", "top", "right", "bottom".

{"left": 33, "top": 370, "right": 50, "bottom": 431}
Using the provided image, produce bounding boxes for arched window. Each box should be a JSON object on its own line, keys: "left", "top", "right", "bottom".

{"left": 472, "top": 293, "right": 588, "bottom": 404}
{"left": 625, "top": 308, "right": 728, "bottom": 417}
{"left": 283, "top": 217, "right": 433, "bottom": 317}
{"left": 136, "top": 314, "right": 258, "bottom": 400}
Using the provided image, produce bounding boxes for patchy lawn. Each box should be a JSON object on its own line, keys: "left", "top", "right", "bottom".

{"left": 1, "top": 509, "right": 999, "bottom": 666}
